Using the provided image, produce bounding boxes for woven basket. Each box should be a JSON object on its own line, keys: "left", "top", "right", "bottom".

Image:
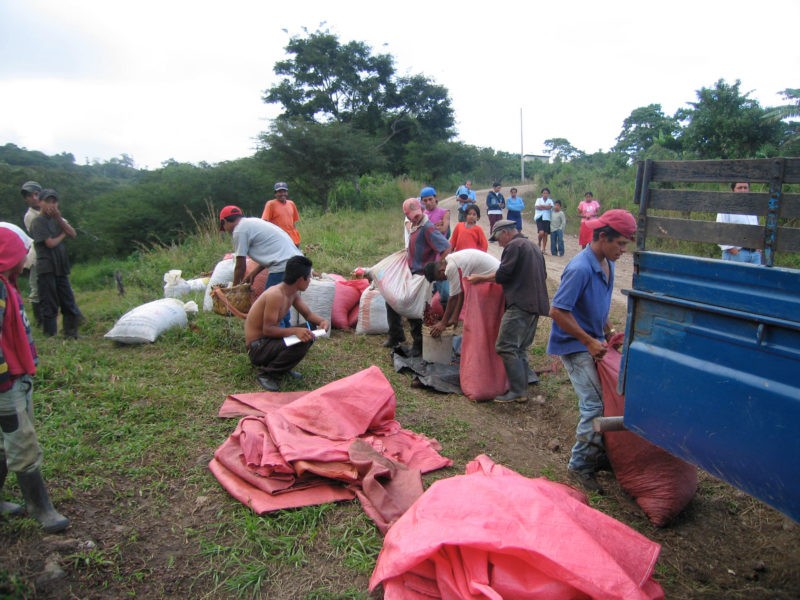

{"left": 211, "top": 283, "right": 252, "bottom": 318}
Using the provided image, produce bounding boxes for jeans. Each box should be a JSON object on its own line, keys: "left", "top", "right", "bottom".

{"left": 722, "top": 249, "right": 762, "bottom": 264}
{"left": 496, "top": 306, "right": 539, "bottom": 391}
{"left": 0, "top": 376, "right": 43, "bottom": 473}
{"left": 561, "top": 351, "right": 605, "bottom": 473}
{"left": 265, "top": 270, "right": 290, "bottom": 327}
{"left": 550, "top": 230, "right": 564, "bottom": 256}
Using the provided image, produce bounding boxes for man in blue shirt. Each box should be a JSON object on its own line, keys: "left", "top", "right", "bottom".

{"left": 547, "top": 209, "right": 636, "bottom": 494}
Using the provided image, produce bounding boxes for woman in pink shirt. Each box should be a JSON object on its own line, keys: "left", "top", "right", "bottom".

{"left": 577, "top": 191, "right": 601, "bottom": 249}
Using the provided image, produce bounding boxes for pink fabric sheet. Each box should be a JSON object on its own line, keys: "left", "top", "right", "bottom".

{"left": 210, "top": 366, "right": 452, "bottom": 526}
{"left": 370, "top": 455, "right": 664, "bottom": 600}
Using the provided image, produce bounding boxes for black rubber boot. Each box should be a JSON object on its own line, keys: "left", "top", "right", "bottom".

{"left": 384, "top": 306, "right": 406, "bottom": 348}
{"left": 16, "top": 469, "right": 69, "bottom": 533}
{"left": 494, "top": 357, "right": 529, "bottom": 403}
{"left": 42, "top": 317, "right": 58, "bottom": 337}
{"left": 409, "top": 319, "right": 423, "bottom": 357}
{"left": 0, "top": 462, "right": 23, "bottom": 516}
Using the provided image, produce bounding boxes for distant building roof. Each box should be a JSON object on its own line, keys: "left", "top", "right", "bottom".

{"left": 523, "top": 154, "right": 550, "bottom": 163}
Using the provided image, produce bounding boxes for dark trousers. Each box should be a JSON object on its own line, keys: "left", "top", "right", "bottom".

{"left": 37, "top": 273, "right": 82, "bottom": 336}
{"left": 248, "top": 337, "right": 312, "bottom": 377}
{"left": 386, "top": 304, "right": 423, "bottom": 349}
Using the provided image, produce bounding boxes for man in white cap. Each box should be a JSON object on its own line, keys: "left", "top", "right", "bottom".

{"left": 467, "top": 220, "right": 549, "bottom": 403}
{"left": 261, "top": 182, "right": 301, "bottom": 248}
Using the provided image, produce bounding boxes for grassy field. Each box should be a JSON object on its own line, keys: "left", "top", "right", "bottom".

{"left": 0, "top": 205, "right": 458, "bottom": 598}
{"left": 2, "top": 200, "right": 799, "bottom": 599}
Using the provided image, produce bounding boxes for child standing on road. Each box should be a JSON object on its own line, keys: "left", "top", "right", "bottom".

{"left": 449, "top": 204, "right": 488, "bottom": 252}
{"left": 0, "top": 228, "right": 69, "bottom": 532}
{"left": 550, "top": 200, "right": 566, "bottom": 256}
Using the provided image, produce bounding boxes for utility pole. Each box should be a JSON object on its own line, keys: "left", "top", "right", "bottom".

{"left": 520, "top": 107, "right": 525, "bottom": 183}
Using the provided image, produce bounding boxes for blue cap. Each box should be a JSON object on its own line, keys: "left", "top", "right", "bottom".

{"left": 419, "top": 186, "right": 436, "bottom": 198}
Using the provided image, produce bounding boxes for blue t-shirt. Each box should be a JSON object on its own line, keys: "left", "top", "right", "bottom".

{"left": 547, "top": 247, "right": 614, "bottom": 355}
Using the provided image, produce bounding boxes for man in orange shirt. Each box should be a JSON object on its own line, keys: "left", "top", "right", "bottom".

{"left": 261, "top": 182, "right": 301, "bottom": 247}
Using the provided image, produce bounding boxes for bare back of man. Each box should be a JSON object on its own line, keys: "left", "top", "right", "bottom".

{"left": 242, "top": 256, "right": 330, "bottom": 391}
{"left": 245, "top": 283, "right": 318, "bottom": 347}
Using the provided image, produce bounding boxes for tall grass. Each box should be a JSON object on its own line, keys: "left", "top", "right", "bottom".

{"left": 0, "top": 199, "right": 433, "bottom": 598}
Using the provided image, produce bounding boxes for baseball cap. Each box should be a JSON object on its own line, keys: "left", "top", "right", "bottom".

{"left": 0, "top": 228, "right": 27, "bottom": 272}
{"left": 274, "top": 182, "right": 289, "bottom": 191}
{"left": 489, "top": 219, "right": 517, "bottom": 241}
{"left": 402, "top": 198, "right": 423, "bottom": 218}
{"left": 40, "top": 189, "right": 59, "bottom": 202}
{"left": 419, "top": 186, "right": 436, "bottom": 199}
{"left": 585, "top": 209, "right": 637, "bottom": 240}
{"left": 219, "top": 205, "right": 244, "bottom": 230}
{"left": 21, "top": 181, "right": 42, "bottom": 194}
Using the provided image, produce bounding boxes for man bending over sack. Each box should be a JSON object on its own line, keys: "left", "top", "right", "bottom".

{"left": 244, "top": 256, "right": 330, "bottom": 392}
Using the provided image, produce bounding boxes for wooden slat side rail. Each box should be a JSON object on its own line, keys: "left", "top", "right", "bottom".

{"left": 649, "top": 158, "right": 800, "bottom": 184}
{"left": 648, "top": 190, "right": 800, "bottom": 218}
{"left": 643, "top": 216, "right": 800, "bottom": 252}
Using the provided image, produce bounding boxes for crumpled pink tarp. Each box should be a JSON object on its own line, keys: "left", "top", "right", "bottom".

{"left": 210, "top": 366, "right": 452, "bottom": 528}
{"left": 370, "top": 454, "right": 664, "bottom": 600}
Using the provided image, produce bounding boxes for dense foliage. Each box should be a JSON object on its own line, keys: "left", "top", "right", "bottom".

{"left": 1, "top": 27, "right": 796, "bottom": 264}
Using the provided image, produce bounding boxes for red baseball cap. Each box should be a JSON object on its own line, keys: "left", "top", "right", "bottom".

{"left": 219, "top": 205, "right": 243, "bottom": 230}
{"left": 586, "top": 209, "right": 637, "bottom": 240}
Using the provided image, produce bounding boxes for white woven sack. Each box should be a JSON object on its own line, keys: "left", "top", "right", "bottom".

{"left": 104, "top": 298, "right": 188, "bottom": 344}
{"left": 356, "top": 285, "right": 389, "bottom": 334}
{"left": 203, "top": 258, "right": 235, "bottom": 311}
{"left": 289, "top": 275, "right": 337, "bottom": 326}
{"left": 370, "top": 250, "right": 432, "bottom": 318}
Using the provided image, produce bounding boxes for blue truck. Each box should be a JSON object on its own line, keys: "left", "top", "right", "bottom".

{"left": 618, "top": 158, "right": 800, "bottom": 522}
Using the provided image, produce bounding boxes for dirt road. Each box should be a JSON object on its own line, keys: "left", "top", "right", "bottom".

{"left": 438, "top": 186, "right": 634, "bottom": 311}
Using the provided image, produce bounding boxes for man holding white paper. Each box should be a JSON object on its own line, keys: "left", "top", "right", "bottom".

{"left": 244, "top": 256, "right": 330, "bottom": 391}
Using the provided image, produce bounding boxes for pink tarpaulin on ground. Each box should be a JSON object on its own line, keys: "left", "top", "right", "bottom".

{"left": 370, "top": 454, "right": 664, "bottom": 600}
{"left": 210, "top": 366, "right": 452, "bottom": 528}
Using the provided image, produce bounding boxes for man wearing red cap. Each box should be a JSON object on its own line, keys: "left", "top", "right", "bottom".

{"left": 384, "top": 198, "right": 450, "bottom": 356}
{"left": 219, "top": 205, "right": 302, "bottom": 327}
{"left": 0, "top": 229, "right": 69, "bottom": 532}
{"left": 261, "top": 182, "right": 301, "bottom": 248}
{"left": 547, "top": 209, "right": 636, "bottom": 494}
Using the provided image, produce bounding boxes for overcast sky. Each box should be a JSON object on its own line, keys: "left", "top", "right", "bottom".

{"left": 1, "top": 0, "right": 798, "bottom": 169}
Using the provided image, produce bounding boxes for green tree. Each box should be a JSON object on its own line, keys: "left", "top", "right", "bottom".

{"left": 543, "top": 138, "right": 584, "bottom": 162}
{"left": 764, "top": 88, "right": 800, "bottom": 144}
{"left": 677, "top": 79, "right": 782, "bottom": 159}
{"left": 263, "top": 29, "right": 454, "bottom": 176}
{"left": 613, "top": 104, "right": 681, "bottom": 160}
{"left": 261, "top": 119, "right": 385, "bottom": 212}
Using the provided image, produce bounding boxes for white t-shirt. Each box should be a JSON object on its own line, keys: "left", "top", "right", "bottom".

{"left": 444, "top": 249, "right": 501, "bottom": 296}
{"left": 534, "top": 197, "right": 554, "bottom": 221}
{"left": 715, "top": 212, "right": 759, "bottom": 251}
{"left": 232, "top": 217, "right": 301, "bottom": 272}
